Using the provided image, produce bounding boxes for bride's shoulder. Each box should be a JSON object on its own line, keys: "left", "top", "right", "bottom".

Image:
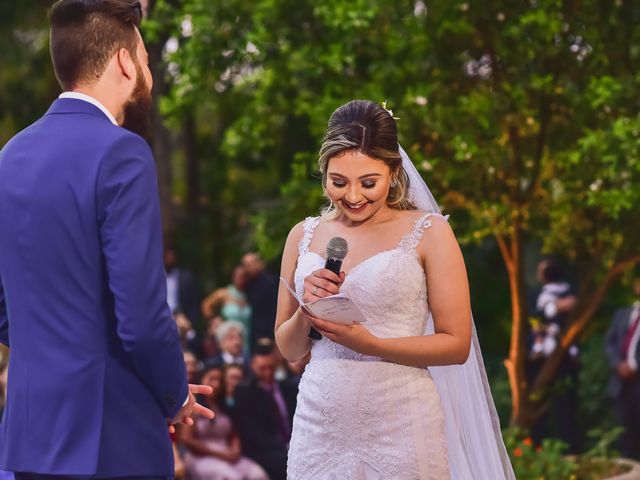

{"left": 284, "top": 216, "right": 321, "bottom": 249}
{"left": 406, "top": 211, "right": 454, "bottom": 249}
{"left": 286, "top": 219, "right": 307, "bottom": 244}
{"left": 401, "top": 210, "right": 450, "bottom": 229}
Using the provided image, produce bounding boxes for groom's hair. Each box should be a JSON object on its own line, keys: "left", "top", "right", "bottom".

{"left": 49, "top": 0, "right": 143, "bottom": 90}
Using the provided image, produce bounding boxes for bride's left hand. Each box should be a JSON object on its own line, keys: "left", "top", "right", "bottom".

{"left": 309, "top": 317, "right": 379, "bottom": 355}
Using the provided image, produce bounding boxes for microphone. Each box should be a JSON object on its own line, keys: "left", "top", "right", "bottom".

{"left": 309, "top": 237, "right": 349, "bottom": 340}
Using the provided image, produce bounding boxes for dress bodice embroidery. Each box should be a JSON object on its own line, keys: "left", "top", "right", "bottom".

{"left": 294, "top": 213, "right": 438, "bottom": 361}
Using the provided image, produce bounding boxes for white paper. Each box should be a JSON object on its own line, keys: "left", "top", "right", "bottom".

{"left": 279, "top": 277, "right": 368, "bottom": 325}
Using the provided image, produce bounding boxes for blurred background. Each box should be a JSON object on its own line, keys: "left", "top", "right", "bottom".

{"left": 1, "top": 1, "right": 640, "bottom": 478}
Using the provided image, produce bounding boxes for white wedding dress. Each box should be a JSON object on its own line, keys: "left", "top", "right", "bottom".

{"left": 287, "top": 213, "right": 450, "bottom": 480}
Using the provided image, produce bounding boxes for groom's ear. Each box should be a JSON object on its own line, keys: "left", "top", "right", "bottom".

{"left": 115, "top": 47, "right": 136, "bottom": 82}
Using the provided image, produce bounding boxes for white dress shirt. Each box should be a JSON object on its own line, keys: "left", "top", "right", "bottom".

{"left": 166, "top": 270, "right": 179, "bottom": 314}
{"left": 59, "top": 92, "right": 118, "bottom": 125}
{"left": 626, "top": 304, "right": 640, "bottom": 371}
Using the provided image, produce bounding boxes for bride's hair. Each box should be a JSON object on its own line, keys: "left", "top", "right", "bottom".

{"left": 319, "top": 99, "right": 416, "bottom": 215}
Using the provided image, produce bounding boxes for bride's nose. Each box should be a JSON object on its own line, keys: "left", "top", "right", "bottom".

{"left": 345, "top": 186, "right": 362, "bottom": 204}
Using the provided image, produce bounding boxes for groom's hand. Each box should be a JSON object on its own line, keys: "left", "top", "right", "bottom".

{"left": 168, "top": 384, "right": 215, "bottom": 433}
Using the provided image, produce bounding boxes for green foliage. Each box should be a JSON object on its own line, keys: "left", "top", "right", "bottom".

{"left": 0, "top": 1, "right": 58, "bottom": 145}
{"left": 152, "top": 0, "right": 640, "bottom": 278}
{"left": 502, "top": 425, "right": 625, "bottom": 479}
{"left": 503, "top": 427, "right": 577, "bottom": 479}
{"left": 3, "top": 0, "right": 640, "bottom": 434}
{"left": 576, "top": 333, "right": 617, "bottom": 439}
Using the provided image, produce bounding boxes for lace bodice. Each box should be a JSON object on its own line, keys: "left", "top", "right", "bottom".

{"left": 287, "top": 212, "right": 450, "bottom": 479}
{"left": 294, "top": 213, "right": 435, "bottom": 360}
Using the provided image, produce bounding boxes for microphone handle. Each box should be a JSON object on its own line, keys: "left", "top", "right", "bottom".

{"left": 308, "top": 257, "right": 343, "bottom": 340}
{"left": 325, "top": 258, "right": 342, "bottom": 275}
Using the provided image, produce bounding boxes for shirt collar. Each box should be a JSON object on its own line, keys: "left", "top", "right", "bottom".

{"left": 58, "top": 92, "right": 118, "bottom": 126}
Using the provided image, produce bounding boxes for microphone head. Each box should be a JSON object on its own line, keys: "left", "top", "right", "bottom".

{"left": 326, "top": 237, "right": 348, "bottom": 261}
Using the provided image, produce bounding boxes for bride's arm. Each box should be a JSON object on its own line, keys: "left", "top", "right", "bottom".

{"left": 309, "top": 217, "right": 472, "bottom": 368}
{"left": 274, "top": 222, "right": 313, "bottom": 361}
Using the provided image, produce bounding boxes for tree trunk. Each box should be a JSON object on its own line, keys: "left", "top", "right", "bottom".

{"left": 496, "top": 227, "right": 531, "bottom": 426}
{"left": 146, "top": 1, "right": 174, "bottom": 239}
{"left": 183, "top": 112, "right": 200, "bottom": 213}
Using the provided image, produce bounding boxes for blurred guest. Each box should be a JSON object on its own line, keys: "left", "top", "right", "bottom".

{"left": 201, "top": 266, "right": 252, "bottom": 353}
{"left": 210, "top": 321, "right": 250, "bottom": 373}
{"left": 0, "top": 356, "right": 7, "bottom": 421}
{"left": 183, "top": 350, "right": 200, "bottom": 384}
{"left": 180, "top": 364, "right": 268, "bottom": 480}
{"left": 165, "top": 246, "right": 202, "bottom": 327}
{"left": 171, "top": 431, "right": 186, "bottom": 480}
{"left": 258, "top": 337, "right": 308, "bottom": 385}
{"left": 528, "top": 256, "right": 580, "bottom": 452}
{"left": 199, "top": 315, "right": 223, "bottom": 361}
{"left": 605, "top": 276, "right": 640, "bottom": 460}
{"left": 175, "top": 311, "right": 198, "bottom": 352}
{"left": 232, "top": 343, "right": 297, "bottom": 480}
{"left": 223, "top": 364, "right": 245, "bottom": 409}
{"left": 242, "top": 252, "right": 279, "bottom": 349}
{"left": 530, "top": 257, "right": 578, "bottom": 359}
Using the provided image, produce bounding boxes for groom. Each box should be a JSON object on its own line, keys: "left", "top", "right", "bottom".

{"left": 0, "top": 1, "right": 212, "bottom": 478}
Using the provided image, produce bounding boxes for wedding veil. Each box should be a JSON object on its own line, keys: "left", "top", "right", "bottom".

{"left": 400, "top": 145, "right": 516, "bottom": 479}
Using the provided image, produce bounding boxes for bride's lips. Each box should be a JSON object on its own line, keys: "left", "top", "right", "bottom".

{"left": 342, "top": 201, "right": 369, "bottom": 213}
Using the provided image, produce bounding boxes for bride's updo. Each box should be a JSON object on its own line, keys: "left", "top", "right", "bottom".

{"left": 319, "top": 99, "right": 416, "bottom": 211}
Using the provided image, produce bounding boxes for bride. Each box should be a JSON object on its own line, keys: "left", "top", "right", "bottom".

{"left": 275, "top": 99, "right": 514, "bottom": 479}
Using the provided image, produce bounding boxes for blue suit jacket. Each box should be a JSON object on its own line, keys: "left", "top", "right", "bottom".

{"left": 605, "top": 306, "right": 640, "bottom": 398}
{"left": 0, "top": 99, "right": 188, "bottom": 476}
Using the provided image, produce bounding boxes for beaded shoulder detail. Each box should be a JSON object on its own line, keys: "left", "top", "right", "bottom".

{"left": 398, "top": 212, "right": 448, "bottom": 251}
{"left": 298, "top": 216, "right": 321, "bottom": 256}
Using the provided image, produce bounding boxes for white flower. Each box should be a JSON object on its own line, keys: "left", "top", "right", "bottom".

{"left": 381, "top": 100, "right": 400, "bottom": 120}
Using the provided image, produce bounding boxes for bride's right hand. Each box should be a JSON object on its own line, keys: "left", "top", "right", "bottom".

{"left": 303, "top": 268, "right": 345, "bottom": 303}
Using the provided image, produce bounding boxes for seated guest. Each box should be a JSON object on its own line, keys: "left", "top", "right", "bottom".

{"left": 241, "top": 252, "right": 278, "bottom": 348}
{"left": 175, "top": 311, "right": 199, "bottom": 354}
{"left": 232, "top": 343, "right": 298, "bottom": 480}
{"left": 171, "top": 431, "right": 186, "bottom": 480}
{"left": 264, "top": 338, "right": 309, "bottom": 385}
{"left": 183, "top": 350, "right": 200, "bottom": 384}
{"left": 180, "top": 364, "right": 268, "bottom": 480}
{"left": 164, "top": 246, "right": 202, "bottom": 329}
{"left": 211, "top": 320, "right": 250, "bottom": 373}
{"left": 201, "top": 266, "right": 252, "bottom": 353}
{"left": 0, "top": 354, "right": 7, "bottom": 421}
{"left": 196, "top": 315, "right": 223, "bottom": 362}
{"left": 223, "top": 363, "right": 245, "bottom": 409}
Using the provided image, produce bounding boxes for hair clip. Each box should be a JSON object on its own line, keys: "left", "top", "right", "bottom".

{"left": 382, "top": 100, "right": 400, "bottom": 120}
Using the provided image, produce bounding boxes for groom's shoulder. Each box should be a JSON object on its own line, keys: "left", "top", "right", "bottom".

{"left": 103, "top": 128, "right": 152, "bottom": 158}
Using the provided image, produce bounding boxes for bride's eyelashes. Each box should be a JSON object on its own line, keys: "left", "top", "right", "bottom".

{"left": 331, "top": 181, "right": 377, "bottom": 189}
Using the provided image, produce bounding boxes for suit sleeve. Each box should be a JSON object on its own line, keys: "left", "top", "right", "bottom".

{"left": 604, "top": 310, "right": 623, "bottom": 369}
{"left": 0, "top": 275, "right": 8, "bottom": 347}
{"left": 97, "top": 133, "right": 188, "bottom": 419}
{"left": 233, "top": 386, "right": 285, "bottom": 451}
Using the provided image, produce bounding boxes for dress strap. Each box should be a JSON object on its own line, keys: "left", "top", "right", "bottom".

{"left": 398, "top": 212, "right": 448, "bottom": 251}
{"left": 298, "top": 216, "right": 321, "bottom": 256}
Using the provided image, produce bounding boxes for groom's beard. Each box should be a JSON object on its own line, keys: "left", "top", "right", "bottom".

{"left": 122, "top": 64, "right": 152, "bottom": 142}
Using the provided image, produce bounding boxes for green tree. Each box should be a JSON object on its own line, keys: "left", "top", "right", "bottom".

{"left": 0, "top": 1, "right": 58, "bottom": 145}
{"left": 158, "top": 0, "right": 640, "bottom": 428}
{"left": 3, "top": 0, "right": 638, "bottom": 429}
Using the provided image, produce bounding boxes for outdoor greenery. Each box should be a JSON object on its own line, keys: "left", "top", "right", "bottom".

{"left": 2, "top": 0, "right": 639, "bottom": 454}
{"left": 504, "top": 426, "right": 628, "bottom": 479}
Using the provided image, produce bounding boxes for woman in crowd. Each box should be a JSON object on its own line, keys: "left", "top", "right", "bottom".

{"left": 202, "top": 266, "right": 253, "bottom": 352}
{"left": 180, "top": 364, "right": 268, "bottom": 480}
